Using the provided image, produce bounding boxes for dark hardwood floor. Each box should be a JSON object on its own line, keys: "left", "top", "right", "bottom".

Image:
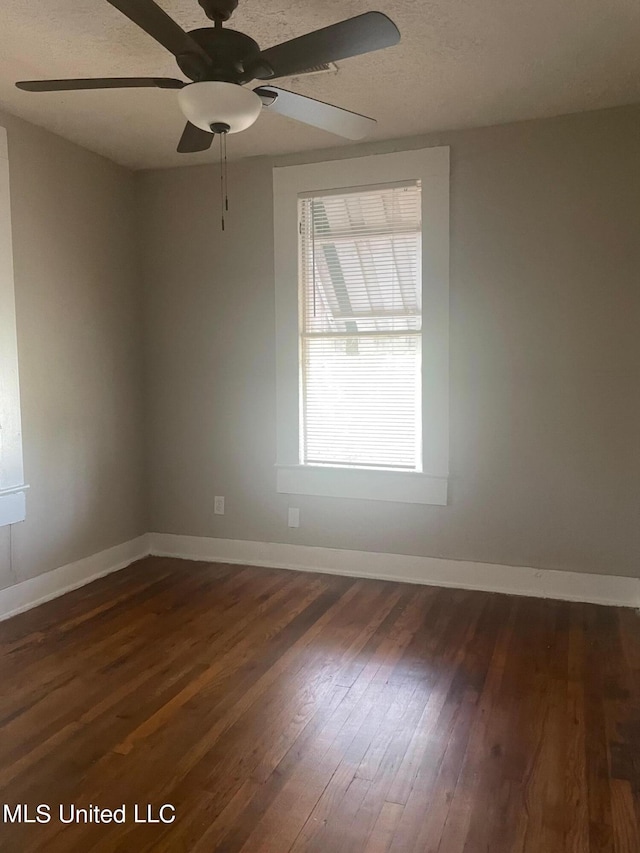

{"left": 0, "top": 557, "right": 638, "bottom": 852}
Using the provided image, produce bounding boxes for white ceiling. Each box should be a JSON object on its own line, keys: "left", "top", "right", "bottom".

{"left": 0, "top": 0, "right": 638, "bottom": 170}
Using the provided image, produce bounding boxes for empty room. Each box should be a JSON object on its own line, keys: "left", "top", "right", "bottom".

{"left": 0, "top": 0, "right": 639, "bottom": 850}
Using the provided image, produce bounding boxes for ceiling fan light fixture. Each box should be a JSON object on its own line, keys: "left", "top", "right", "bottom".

{"left": 178, "top": 81, "right": 262, "bottom": 133}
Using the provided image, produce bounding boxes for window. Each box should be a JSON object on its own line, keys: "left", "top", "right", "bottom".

{"left": 299, "top": 183, "right": 422, "bottom": 470}
{"left": 0, "top": 126, "right": 27, "bottom": 526}
{"left": 274, "top": 148, "right": 449, "bottom": 505}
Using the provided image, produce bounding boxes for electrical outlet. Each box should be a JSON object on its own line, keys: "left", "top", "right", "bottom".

{"left": 214, "top": 496, "right": 225, "bottom": 515}
{"left": 288, "top": 507, "right": 300, "bottom": 528}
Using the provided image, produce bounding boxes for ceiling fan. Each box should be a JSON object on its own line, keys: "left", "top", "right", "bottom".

{"left": 15, "top": 0, "right": 401, "bottom": 153}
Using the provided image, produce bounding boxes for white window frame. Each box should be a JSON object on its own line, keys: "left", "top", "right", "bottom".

{"left": 273, "top": 147, "right": 450, "bottom": 505}
{"left": 0, "top": 126, "right": 27, "bottom": 526}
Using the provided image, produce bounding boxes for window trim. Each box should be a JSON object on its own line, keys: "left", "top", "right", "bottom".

{"left": 0, "top": 126, "right": 27, "bottom": 527}
{"left": 273, "top": 147, "right": 450, "bottom": 506}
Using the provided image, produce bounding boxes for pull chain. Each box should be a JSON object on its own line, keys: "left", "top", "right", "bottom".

{"left": 223, "top": 131, "right": 229, "bottom": 214}
{"left": 218, "top": 132, "right": 225, "bottom": 231}
{"left": 212, "top": 122, "right": 231, "bottom": 231}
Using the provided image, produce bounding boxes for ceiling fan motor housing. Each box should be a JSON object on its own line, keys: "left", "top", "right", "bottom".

{"left": 178, "top": 28, "right": 261, "bottom": 82}
{"left": 178, "top": 81, "right": 262, "bottom": 133}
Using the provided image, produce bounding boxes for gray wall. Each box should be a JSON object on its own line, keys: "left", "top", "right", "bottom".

{"left": 139, "top": 104, "right": 640, "bottom": 579}
{"left": 0, "top": 110, "right": 146, "bottom": 592}
{"left": 1, "top": 103, "right": 637, "bottom": 591}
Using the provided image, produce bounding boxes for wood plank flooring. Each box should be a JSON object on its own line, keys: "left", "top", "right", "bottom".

{"left": 0, "top": 556, "right": 638, "bottom": 852}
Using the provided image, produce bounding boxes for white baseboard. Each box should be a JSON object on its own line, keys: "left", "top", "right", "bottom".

{"left": 0, "top": 534, "right": 150, "bottom": 623}
{"left": 149, "top": 533, "right": 640, "bottom": 609}
{"left": 1, "top": 532, "right": 637, "bottom": 623}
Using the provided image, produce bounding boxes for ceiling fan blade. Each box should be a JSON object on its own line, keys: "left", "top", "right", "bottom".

{"left": 245, "top": 12, "right": 399, "bottom": 81}
{"left": 177, "top": 122, "right": 214, "bottom": 153}
{"left": 105, "top": 0, "right": 210, "bottom": 64}
{"left": 16, "top": 77, "right": 185, "bottom": 92}
{"left": 255, "top": 87, "right": 376, "bottom": 140}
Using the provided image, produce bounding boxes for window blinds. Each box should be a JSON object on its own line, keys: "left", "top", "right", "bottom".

{"left": 299, "top": 181, "right": 422, "bottom": 470}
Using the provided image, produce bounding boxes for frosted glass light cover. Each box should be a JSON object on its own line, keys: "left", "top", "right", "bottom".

{"left": 178, "top": 82, "right": 262, "bottom": 134}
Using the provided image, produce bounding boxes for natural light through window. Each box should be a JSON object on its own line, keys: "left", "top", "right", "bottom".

{"left": 299, "top": 182, "right": 422, "bottom": 471}
{"left": 274, "top": 147, "right": 449, "bottom": 505}
{"left": 0, "top": 125, "right": 27, "bottom": 526}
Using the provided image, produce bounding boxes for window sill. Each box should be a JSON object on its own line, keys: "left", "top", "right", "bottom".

{"left": 0, "top": 484, "right": 28, "bottom": 527}
{"left": 276, "top": 465, "right": 447, "bottom": 506}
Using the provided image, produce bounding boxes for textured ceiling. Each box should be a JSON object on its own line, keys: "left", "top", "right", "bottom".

{"left": 0, "top": 0, "right": 639, "bottom": 170}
